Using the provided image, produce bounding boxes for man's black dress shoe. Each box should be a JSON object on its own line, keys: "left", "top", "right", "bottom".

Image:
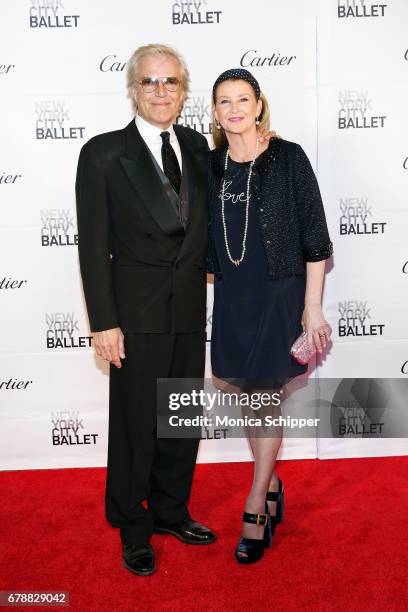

{"left": 122, "top": 543, "right": 156, "bottom": 576}
{"left": 154, "top": 519, "right": 216, "bottom": 545}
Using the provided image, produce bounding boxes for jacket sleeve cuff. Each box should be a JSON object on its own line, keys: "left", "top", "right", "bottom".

{"left": 206, "top": 255, "right": 215, "bottom": 274}
{"left": 303, "top": 241, "right": 333, "bottom": 262}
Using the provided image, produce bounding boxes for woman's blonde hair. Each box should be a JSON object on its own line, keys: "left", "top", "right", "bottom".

{"left": 211, "top": 89, "right": 270, "bottom": 148}
{"left": 127, "top": 44, "right": 190, "bottom": 114}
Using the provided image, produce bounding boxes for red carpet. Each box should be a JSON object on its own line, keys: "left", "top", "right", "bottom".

{"left": 1, "top": 457, "right": 407, "bottom": 612}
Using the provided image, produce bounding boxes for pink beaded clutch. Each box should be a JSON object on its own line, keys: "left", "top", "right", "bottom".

{"left": 290, "top": 331, "right": 316, "bottom": 365}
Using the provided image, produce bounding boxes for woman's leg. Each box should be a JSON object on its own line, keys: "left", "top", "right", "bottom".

{"left": 241, "top": 389, "right": 284, "bottom": 540}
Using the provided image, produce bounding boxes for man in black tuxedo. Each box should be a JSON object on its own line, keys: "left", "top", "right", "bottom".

{"left": 75, "top": 44, "right": 215, "bottom": 576}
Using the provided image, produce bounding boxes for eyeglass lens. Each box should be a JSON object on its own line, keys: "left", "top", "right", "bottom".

{"left": 140, "top": 77, "right": 180, "bottom": 92}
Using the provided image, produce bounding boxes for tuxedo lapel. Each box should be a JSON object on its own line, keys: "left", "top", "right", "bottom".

{"left": 176, "top": 129, "right": 197, "bottom": 230}
{"left": 174, "top": 124, "right": 207, "bottom": 261}
{"left": 119, "top": 120, "right": 183, "bottom": 236}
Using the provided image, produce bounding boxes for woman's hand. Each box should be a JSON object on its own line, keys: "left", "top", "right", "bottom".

{"left": 301, "top": 304, "right": 332, "bottom": 354}
{"left": 257, "top": 127, "right": 280, "bottom": 142}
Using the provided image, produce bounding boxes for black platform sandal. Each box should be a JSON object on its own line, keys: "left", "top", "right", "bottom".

{"left": 234, "top": 504, "right": 272, "bottom": 564}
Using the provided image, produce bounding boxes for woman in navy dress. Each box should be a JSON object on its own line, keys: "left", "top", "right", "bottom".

{"left": 207, "top": 69, "right": 333, "bottom": 564}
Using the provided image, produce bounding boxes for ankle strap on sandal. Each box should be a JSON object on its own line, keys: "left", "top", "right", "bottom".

{"left": 242, "top": 512, "right": 268, "bottom": 526}
{"left": 266, "top": 491, "right": 280, "bottom": 501}
{"left": 266, "top": 479, "right": 283, "bottom": 501}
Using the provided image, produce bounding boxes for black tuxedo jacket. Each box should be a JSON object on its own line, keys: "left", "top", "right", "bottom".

{"left": 75, "top": 120, "right": 209, "bottom": 333}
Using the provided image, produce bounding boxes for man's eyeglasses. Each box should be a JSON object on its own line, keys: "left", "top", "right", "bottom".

{"left": 138, "top": 77, "right": 181, "bottom": 93}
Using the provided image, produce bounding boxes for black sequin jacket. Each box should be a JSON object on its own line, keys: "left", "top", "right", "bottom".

{"left": 207, "top": 138, "right": 333, "bottom": 279}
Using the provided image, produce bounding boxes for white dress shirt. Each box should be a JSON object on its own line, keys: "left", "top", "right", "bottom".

{"left": 135, "top": 114, "right": 182, "bottom": 172}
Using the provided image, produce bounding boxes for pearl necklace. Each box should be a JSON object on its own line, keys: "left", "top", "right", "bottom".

{"left": 220, "top": 138, "right": 259, "bottom": 266}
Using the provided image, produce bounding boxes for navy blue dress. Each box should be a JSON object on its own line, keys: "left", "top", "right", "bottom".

{"left": 211, "top": 154, "right": 308, "bottom": 391}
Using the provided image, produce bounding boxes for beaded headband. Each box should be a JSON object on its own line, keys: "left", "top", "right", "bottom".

{"left": 212, "top": 68, "right": 261, "bottom": 103}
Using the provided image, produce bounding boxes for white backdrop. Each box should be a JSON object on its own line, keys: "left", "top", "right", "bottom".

{"left": 1, "top": 0, "right": 407, "bottom": 470}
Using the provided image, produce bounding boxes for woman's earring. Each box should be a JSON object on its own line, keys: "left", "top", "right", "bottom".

{"left": 255, "top": 116, "right": 260, "bottom": 126}
{"left": 215, "top": 120, "right": 222, "bottom": 130}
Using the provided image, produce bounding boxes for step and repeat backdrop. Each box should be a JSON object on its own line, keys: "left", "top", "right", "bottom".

{"left": 1, "top": 0, "right": 407, "bottom": 470}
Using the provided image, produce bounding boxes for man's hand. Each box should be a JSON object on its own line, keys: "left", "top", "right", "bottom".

{"left": 258, "top": 127, "right": 280, "bottom": 143}
{"left": 92, "top": 327, "right": 125, "bottom": 368}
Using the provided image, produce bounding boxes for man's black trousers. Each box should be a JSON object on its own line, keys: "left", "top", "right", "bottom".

{"left": 105, "top": 331, "right": 206, "bottom": 546}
